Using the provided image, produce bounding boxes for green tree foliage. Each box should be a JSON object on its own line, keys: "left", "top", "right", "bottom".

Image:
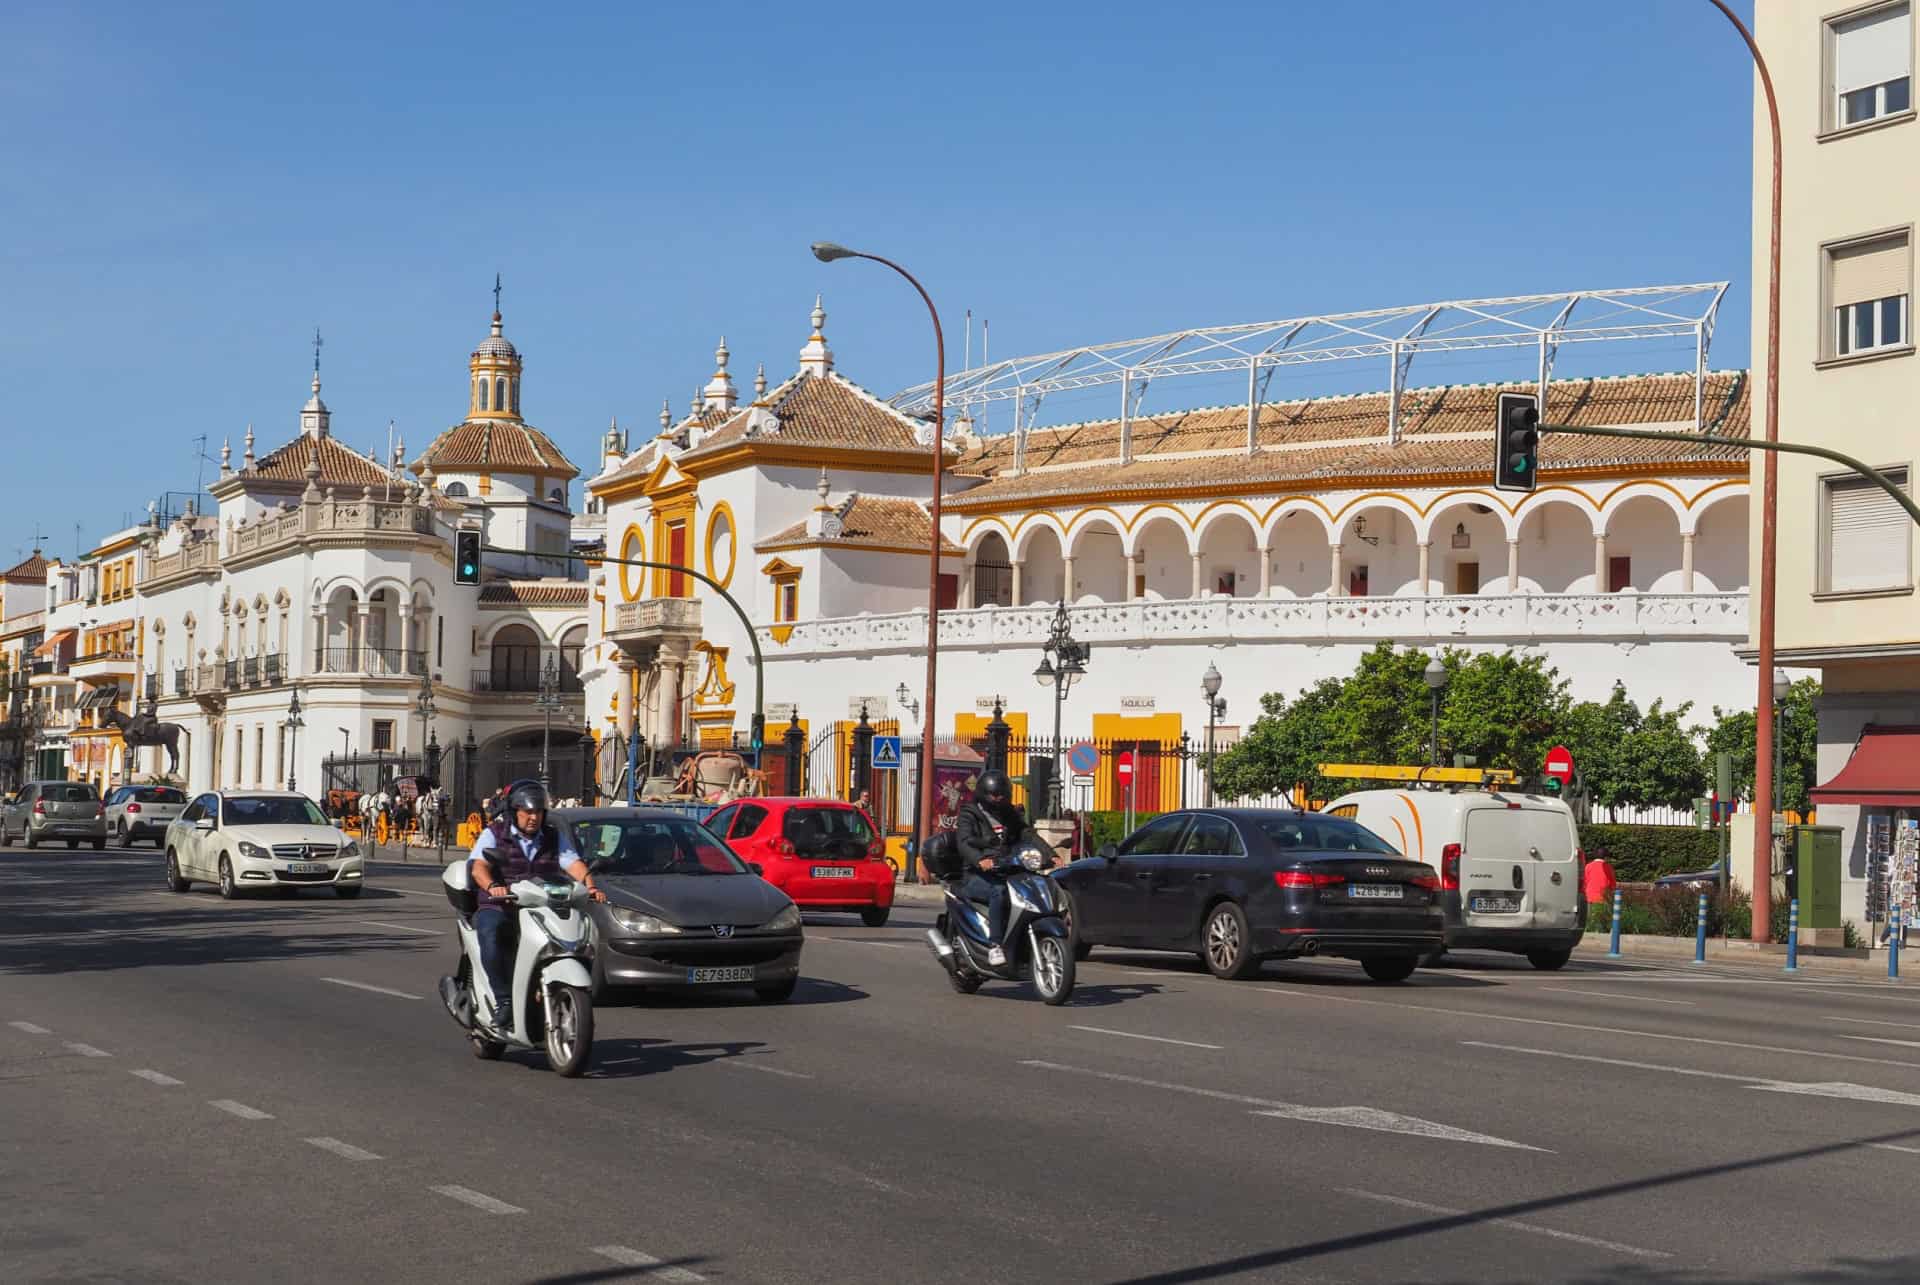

{"left": 1704, "top": 677, "right": 1821, "bottom": 812}
{"left": 1212, "top": 679, "right": 1342, "bottom": 803}
{"left": 1436, "top": 651, "right": 1569, "bottom": 774}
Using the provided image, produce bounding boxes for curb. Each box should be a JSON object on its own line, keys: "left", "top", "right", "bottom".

{"left": 1572, "top": 933, "right": 1902, "bottom": 982}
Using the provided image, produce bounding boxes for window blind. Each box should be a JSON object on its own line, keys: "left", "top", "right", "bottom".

{"left": 1830, "top": 237, "right": 1910, "bottom": 307}
{"left": 1834, "top": 4, "right": 1913, "bottom": 94}
{"left": 1828, "top": 470, "right": 1912, "bottom": 592}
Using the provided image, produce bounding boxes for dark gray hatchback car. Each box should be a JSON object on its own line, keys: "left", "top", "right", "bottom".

{"left": 552, "top": 808, "right": 804, "bottom": 1003}
{"left": 0, "top": 780, "right": 107, "bottom": 850}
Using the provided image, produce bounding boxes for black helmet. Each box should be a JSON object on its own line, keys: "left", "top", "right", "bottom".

{"left": 975, "top": 769, "right": 1011, "bottom": 804}
{"left": 506, "top": 779, "right": 550, "bottom": 815}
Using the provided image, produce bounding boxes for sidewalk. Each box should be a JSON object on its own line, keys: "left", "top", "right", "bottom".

{"left": 1572, "top": 931, "right": 1907, "bottom": 982}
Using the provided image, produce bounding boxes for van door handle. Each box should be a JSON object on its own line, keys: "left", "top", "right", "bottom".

{"left": 1193, "top": 873, "right": 1213, "bottom": 881}
{"left": 1133, "top": 871, "right": 1155, "bottom": 880}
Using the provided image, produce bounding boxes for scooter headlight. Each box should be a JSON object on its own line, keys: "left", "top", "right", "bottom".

{"left": 1017, "top": 847, "right": 1046, "bottom": 872}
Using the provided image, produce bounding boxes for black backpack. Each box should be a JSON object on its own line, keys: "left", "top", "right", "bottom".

{"left": 920, "top": 829, "right": 964, "bottom": 880}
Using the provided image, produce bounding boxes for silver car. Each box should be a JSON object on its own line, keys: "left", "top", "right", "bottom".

{"left": 105, "top": 783, "right": 190, "bottom": 847}
{"left": 0, "top": 780, "right": 107, "bottom": 850}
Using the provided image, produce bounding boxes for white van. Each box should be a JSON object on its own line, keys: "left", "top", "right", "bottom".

{"left": 1321, "top": 789, "right": 1584, "bottom": 969}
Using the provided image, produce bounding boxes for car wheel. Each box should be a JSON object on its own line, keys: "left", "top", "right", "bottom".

{"left": 115, "top": 820, "right": 128, "bottom": 846}
{"left": 1201, "top": 901, "right": 1260, "bottom": 980}
{"left": 859, "top": 906, "right": 891, "bottom": 928}
{"left": 218, "top": 856, "right": 238, "bottom": 900}
{"left": 165, "top": 850, "right": 191, "bottom": 893}
{"left": 755, "top": 976, "right": 799, "bottom": 1003}
{"left": 24, "top": 829, "right": 37, "bottom": 849}
{"left": 0, "top": 823, "right": 9, "bottom": 847}
{"left": 333, "top": 885, "right": 363, "bottom": 899}
{"left": 1527, "top": 949, "right": 1573, "bottom": 971}
{"left": 1362, "top": 955, "right": 1419, "bottom": 984}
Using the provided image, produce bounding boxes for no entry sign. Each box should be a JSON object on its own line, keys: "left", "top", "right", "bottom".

{"left": 1116, "top": 750, "right": 1135, "bottom": 784}
{"left": 1544, "top": 745, "right": 1575, "bottom": 783}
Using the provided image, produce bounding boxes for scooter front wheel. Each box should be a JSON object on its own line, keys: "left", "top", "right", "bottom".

{"left": 1033, "top": 931, "right": 1076, "bottom": 1006}
{"left": 544, "top": 984, "right": 594, "bottom": 1077}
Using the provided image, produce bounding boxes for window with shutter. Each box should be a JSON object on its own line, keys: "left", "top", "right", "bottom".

{"left": 1830, "top": 3, "right": 1913, "bottom": 129}
{"left": 1825, "top": 233, "right": 1911, "bottom": 358}
{"left": 1823, "top": 468, "right": 1912, "bottom": 593}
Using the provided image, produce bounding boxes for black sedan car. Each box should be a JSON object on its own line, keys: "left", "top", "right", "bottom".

{"left": 554, "top": 808, "right": 804, "bottom": 1003}
{"left": 1055, "top": 809, "right": 1444, "bottom": 983}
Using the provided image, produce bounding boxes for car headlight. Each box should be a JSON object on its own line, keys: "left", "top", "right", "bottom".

{"left": 760, "top": 905, "right": 801, "bottom": 932}
{"left": 607, "top": 907, "right": 681, "bottom": 936}
{"left": 338, "top": 841, "right": 360, "bottom": 860}
{"left": 238, "top": 840, "right": 269, "bottom": 860}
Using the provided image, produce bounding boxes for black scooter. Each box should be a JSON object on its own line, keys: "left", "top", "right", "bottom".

{"left": 925, "top": 831, "right": 1076, "bottom": 1005}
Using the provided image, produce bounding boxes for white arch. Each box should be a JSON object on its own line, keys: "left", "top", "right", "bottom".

{"left": 362, "top": 574, "right": 411, "bottom": 604}
{"left": 1415, "top": 493, "right": 1519, "bottom": 543}
{"left": 1012, "top": 515, "right": 1069, "bottom": 563}
{"left": 1599, "top": 483, "right": 1687, "bottom": 536}
{"left": 1260, "top": 498, "right": 1338, "bottom": 547}
{"left": 1332, "top": 494, "right": 1423, "bottom": 540}
{"left": 1066, "top": 511, "right": 1127, "bottom": 558}
{"left": 477, "top": 614, "right": 543, "bottom": 649}
{"left": 1122, "top": 508, "right": 1197, "bottom": 559}
{"left": 312, "top": 575, "right": 362, "bottom": 607}
{"left": 965, "top": 522, "right": 1015, "bottom": 561}
{"left": 1681, "top": 484, "right": 1749, "bottom": 536}
{"left": 1194, "top": 504, "right": 1263, "bottom": 550}
{"left": 1514, "top": 490, "right": 1603, "bottom": 538}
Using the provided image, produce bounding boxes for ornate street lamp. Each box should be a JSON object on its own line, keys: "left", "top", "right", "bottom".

{"left": 416, "top": 673, "right": 440, "bottom": 783}
{"left": 1202, "top": 663, "right": 1226, "bottom": 807}
{"left": 535, "top": 653, "right": 564, "bottom": 790}
{"left": 1032, "top": 603, "right": 1088, "bottom": 819}
{"left": 283, "top": 689, "right": 304, "bottom": 792}
{"left": 1771, "top": 667, "right": 1790, "bottom": 815}
{"left": 1424, "top": 656, "right": 1449, "bottom": 769}
{"left": 895, "top": 682, "right": 920, "bottom": 723}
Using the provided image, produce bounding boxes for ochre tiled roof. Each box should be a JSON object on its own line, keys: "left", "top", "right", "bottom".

{"left": 679, "top": 372, "right": 931, "bottom": 463}
{"left": 758, "top": 496, "right": 963, "bottom": 554}
{"left": 477, "top": 581, "right": 591, "bottom": 608}
{"left": 2, "top": 553, "right": 48, "bottom": 585}
{"left": 413, "top": 420, "right": 579, "bottom": 478}
{"left": 945, "top": 371, "right": 1748, "bottom": 507}
{"left": 243, "top": 434, "right": 395, "bottom": 490}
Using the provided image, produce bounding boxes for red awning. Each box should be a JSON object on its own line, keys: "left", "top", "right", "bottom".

{"left": 1809, "top": 725, "right": 1920, "bottom": 808}
{"left": 33, "top": 629, "right": 75, "bottom": 658}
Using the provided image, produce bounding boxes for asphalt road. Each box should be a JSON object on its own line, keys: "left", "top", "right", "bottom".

{"left": 7, "top": 846, "right": 1920, "bottom": 1284}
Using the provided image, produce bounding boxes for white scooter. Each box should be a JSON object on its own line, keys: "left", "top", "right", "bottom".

{"left": 437, "top": 860, "right": 596, "bottom": 1077}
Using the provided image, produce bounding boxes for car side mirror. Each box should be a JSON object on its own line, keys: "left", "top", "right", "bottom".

{"left": 1097, "top": 843, "right": 1119, "bottom": 861}
{"left": 195, "top": 817, "right": 216, "bottom": 832}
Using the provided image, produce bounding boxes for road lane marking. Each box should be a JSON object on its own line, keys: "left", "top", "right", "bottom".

{"left": 1843, "top": 1036, "right": 1920, "bottom": 1050}
{"left": 814, "top": 937, "right": 909, "bottom": 949}
{"left": 432, "top": 1185, "right": 525, "bottom": 1215}
{"left": 1069, "top": 1025, "right": 1223, "bottom": 1050}
{"left": 130, "top": 1069, "right": 183, "bottom": 1086}
{"left": 305, "top": 1137, "right": 381, "bottom": 1162}
{"left": 1541, "top": 987, "right": 1694, "bottom": 1006}
{"left": 356, "top": 920, "right": 442, "bottom": 935}
{"left": 1871, "top": 1143, "right": 1920, "bottom": 1155}
{"left": 1334, "top": 1188, "right": 1670, "bottom": 1260}
{"left": 321, "top": 977, "right": 422, "bottom": 1000}
{"left": 1465, "top": 1041, "right": 1920, "bottom": 1107}
{"left": 1023, "top": 1059, "right": 1544, "bottom": 1150}
{"left": 1268, "top": 988, "right": 1920, "bottom": 1069}
{"left": 209, "top": 1100, "right": 273, "bottom": 1120}
{"left": 64, "top": 1043, "right": 111, "bottom": 1058}
{"left": 8, "top": 1021, "right": 50, "bottom": 1035}
{"left": 716, "top": 1059, "right": 813, "bottom": 1080}
{"left": 591, "top": 1245, "right": 705, "bottom": 1281}
{"left": 1832, "top": 1017, "right": 1920, "bottom": 1032}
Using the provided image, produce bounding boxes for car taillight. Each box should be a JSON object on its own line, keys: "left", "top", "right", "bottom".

{"left": 1440, "top": 843, "right": 1461, "bottom": 891}
{"left": 32, "top": 801, "right": 45, "bottom": 815}
{"left": 1274, "top": 870, "right": 1344, "bottom": 889}
{"left": 96, "top": 802, "right": 105, "bottom": 817}
{"left": 867, "top": 840, "right": 885, "bottom": 860}
{"left": 774, "top": 839, "right": 796, "bottom": 856}
{"left": 1409, "top": 872, "right": 1441, "bottom": 892}
{"left": 126, "top": 803, "right": 141, "bottom": 814}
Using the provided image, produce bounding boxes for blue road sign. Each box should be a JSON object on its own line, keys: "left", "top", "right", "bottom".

{"left": 871, "top": 736, "right": 902, "bottom": 770}
{"left": 1067, "top": 741, "right": 1099, "bottom": 775}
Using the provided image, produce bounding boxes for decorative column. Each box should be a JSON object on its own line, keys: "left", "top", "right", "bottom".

{"left": 960, "top": 562, "right": 975, "bottom": 609}
{"left": 1681, "top": 531, "right": 1696, "bottom": 592}
{"left": 1506, "top": 538, "right": 1520, "bottom": 592}
{"left": 1190, "top": 552, "right": 1204, "bottom": 599}
{"left": 1062, "top": 555, "right": 1075, "bottom": 604}
{"left": 1126, "top": 556, "right": 1139, "bottom": 601}
{"left": 1417, "top": 541, "right": 1432, "bottom": 596}
{"left": 1010, "top": 560, "right": 1024, "bottom": 607}
{"left": 1329, "top": 543, "right": 1344, "bottom": 597}
{"left": 355, "top": 602, "right": 372, "bottom": 672}
{"left": 1593, "top": 533, "right": 1608, "bottom": 593}
{"left": 1257, "top": 546, "right": 1273, "bottom": 598}
{"left": 614, "top": 660, "right": 636, "bottom": 739}
{"left": 397, "top": 603, "right": 414, "bottom": 674}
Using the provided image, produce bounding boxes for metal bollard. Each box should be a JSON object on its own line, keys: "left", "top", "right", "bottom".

{"left": 1892, "top": 907, "right": 1903, "bottom": 981}
{"left": 1693, "top": 891, "right": 1709, "bottom": 965}
{"left": 1785, "top": 898, "right": 1799, "bottom": 973}
{"left": 1607, "top": 887, "right": 1623, "bottom": 958}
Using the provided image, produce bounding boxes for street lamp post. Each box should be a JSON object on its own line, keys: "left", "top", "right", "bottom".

{"left": 1202, "top": 663, "right": 1226, "bottom": 807}
{"left": 1032, "top": 603, "right": 1088, "bottom": 819}
{"left": 1771, "top": 667, "right": 1789, "bottom": 815}
{"left": 535, "top": 653, "right": 563, "bottom": 791}
{"left": 1424, "top": 656, "right": 1449, "bottom": 769}
{"left": 284, "top": 690, "right": 304, "bottom": 792}
{"left": 811, "top": 240, "right": 946, "bottom": 867}
{"left": 415, "top": 673, "right": 438, "bottom": 783}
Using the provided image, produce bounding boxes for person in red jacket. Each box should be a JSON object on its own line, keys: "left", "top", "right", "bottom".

{"left": 1583, "top": 847, "right": 1619, "bottom": 907}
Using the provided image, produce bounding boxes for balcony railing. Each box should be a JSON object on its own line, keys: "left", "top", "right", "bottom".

{"left": 167, "top": 653, "right": 287, "bottom": 698}
{"left": 313, "top": 646, "right": 427, "bottom": 678}
{"left": 610, "top": 598, "right": 703, "bottom": 637}
{"left": 470, "top": 665, "right": 586, "bottom": 694}
{"left": 760, "top": 591, "right": 1751, "bottom": 657}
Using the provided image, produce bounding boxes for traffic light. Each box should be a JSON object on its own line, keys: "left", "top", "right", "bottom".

{"left": 1493, "top": 391, "right": 1541, "bottom": 493}
{"left": 454, "top": 530, "right": 482, "bottom": 585}
{"left": 749, "top": 712, "right": 765, "bottom": 753}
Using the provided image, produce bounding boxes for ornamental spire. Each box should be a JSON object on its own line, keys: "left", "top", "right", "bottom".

{"left": 799, "top": 294, "right": 833, "bottom": 376}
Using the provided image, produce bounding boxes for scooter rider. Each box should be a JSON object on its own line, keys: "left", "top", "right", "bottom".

{"left": 468, "top": 780, "right": 605, "bottom": 1032}
{"left": 954, "top": 769, "right": 1024, "bottom": 967}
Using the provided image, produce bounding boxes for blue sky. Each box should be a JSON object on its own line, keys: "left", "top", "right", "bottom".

{"left": 2, "top": 1, "right": 1755, "bottom": 561}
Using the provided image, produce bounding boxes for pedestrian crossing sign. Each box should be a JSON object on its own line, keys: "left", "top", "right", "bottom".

{"left": 871, "top": 736, "right": 902, "bottom": 770}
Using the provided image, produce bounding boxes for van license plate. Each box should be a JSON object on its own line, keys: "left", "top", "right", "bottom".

{"left": 811, "top": 866, "right": 855, "bottom": 879}
{"left": 1471, "top": 894, "right": 1522, "bottom": 913}
{"left": 287, "top": 862, "right": 327, "bottom": 874}
{"left": 687, "top": 966, "right": 754, "bottom": 984}
{"left": 1348, "top": 885, "right": 1402, "bottom": 901}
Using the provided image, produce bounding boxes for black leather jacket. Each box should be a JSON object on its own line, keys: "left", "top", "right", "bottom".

{"left": 954, "top": 800, "right": 1025, "bottom": 870}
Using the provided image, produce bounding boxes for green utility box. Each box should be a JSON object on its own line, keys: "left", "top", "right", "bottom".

{"left": 1790, "top": 825, "right": 1844, "bottom": 930}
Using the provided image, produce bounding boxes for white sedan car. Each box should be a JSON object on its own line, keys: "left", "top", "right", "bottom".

{"left": 164, "top": 790, "right": 366, "bottom": 899}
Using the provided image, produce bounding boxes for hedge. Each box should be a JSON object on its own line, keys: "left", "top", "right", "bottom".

{"left": 1577, "top": 824, "right": 1720, "bottom": 882}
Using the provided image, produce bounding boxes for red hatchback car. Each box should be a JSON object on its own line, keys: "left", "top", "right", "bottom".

{"left": 705, "top": 798, "right": 895, "bottom": 926}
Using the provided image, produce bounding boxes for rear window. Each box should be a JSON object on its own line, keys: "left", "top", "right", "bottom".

{"left": 1465, "top": 807, "right": 1574, "bottom": 861}
{"left": 1253, "top": 815, "right": 1398, "bottom": 855}
{"left": 131, "top": 786, "right": 186, "bottom": 803}
{"left": 782, "top": 806, "right": 873, "bottom": 849}
{"left": 45, "top": 784, "right": 98, "bottom": 803}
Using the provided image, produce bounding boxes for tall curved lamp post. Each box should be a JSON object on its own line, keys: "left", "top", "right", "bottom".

{"left": 535, "top": 653, "right": 564, "bottom": 791}
{"left": 283, "top": 690, "right": 304, "bottom": 792}
{"left": 1032, "top": 604, "right": 1087, "bottom": 818}
{"left": 1202, "top": 663, "right": 1226, "bottom": 806}
{"left": 811, "top": 241, "right": 946, "bottom": 867}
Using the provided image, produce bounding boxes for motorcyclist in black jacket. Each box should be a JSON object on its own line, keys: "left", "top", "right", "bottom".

{"left": 954, "top": 769, "right": 1025, "bottom": 966}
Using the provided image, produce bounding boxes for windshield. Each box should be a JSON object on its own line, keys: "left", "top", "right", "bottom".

{"left": 223, "top": 796, "right": 330, "bottom": 827}
{"left": 1253, "top": 815, "right": 1400, "bottom": 855}
{"left": 570, "top": 818, "right": 747, "bottom": 876}
{"left": 130, "top": 786, "right": 187, "bottom": 804}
